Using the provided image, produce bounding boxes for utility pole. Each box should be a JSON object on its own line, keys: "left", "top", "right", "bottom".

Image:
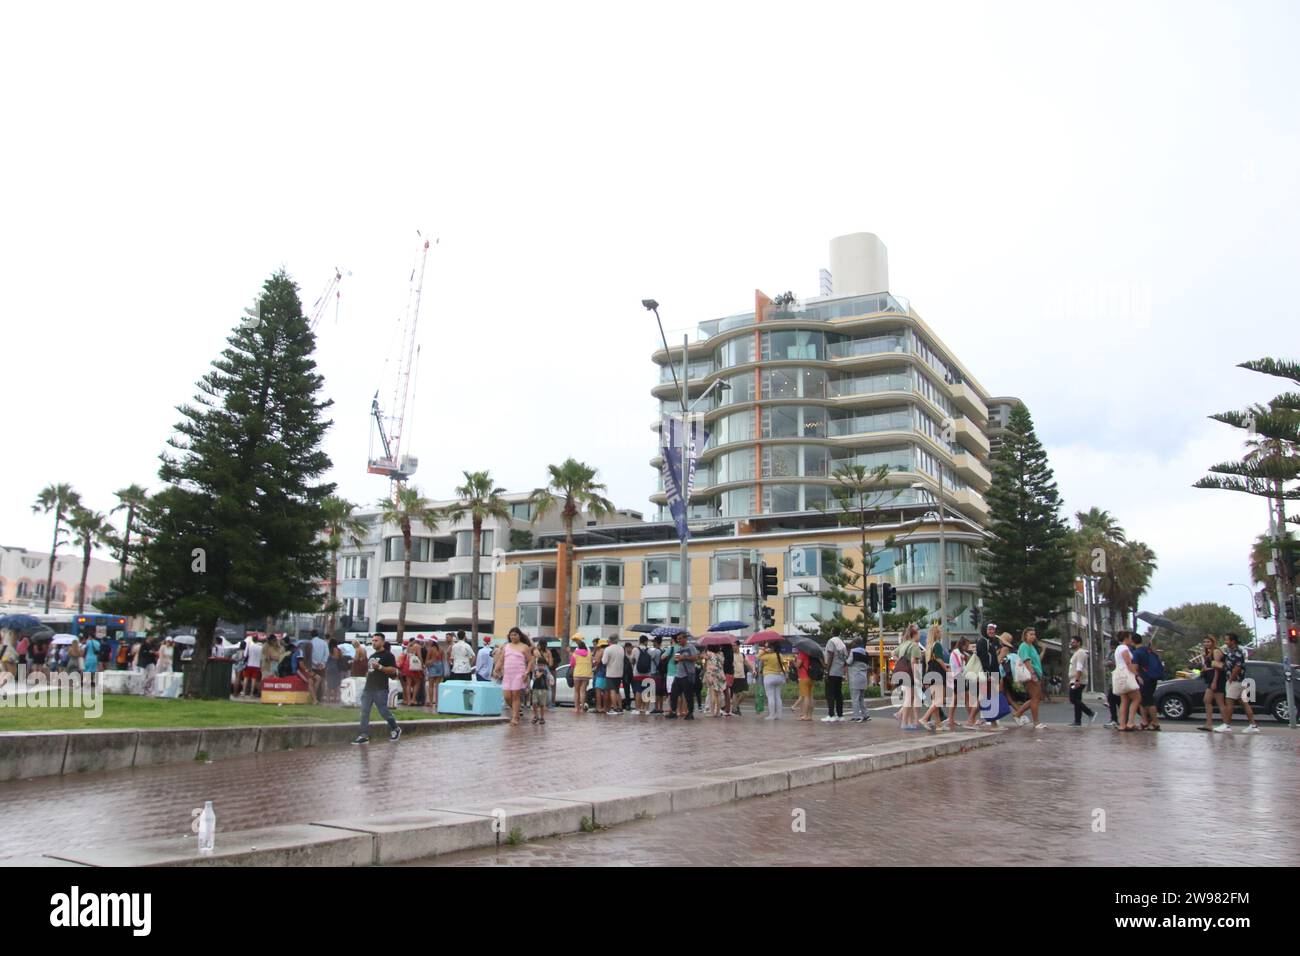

{"left": 1268, "top": 485, "right": 1297, "bottom": 729}
{"left": 679, "top": 333, "right": 690, "bottom": 631}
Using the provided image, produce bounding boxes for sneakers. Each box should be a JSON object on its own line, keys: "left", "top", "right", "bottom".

{"left": 390, "top": 725, "right": 402, "bottom": 741}
{"left": 1033, "top": 723, "right": 1048, "bottom": 730}
{"left": 350, "top": 735, "right": 370, "bottom": 745}
{"left": 1105, "top": 721, "right": 1118, "bottom": 729}
{"left": 1213, "top": 724, "right": 1233, "bottom": 733}
{"left": 1088, "top": 712, "right": 1098, "bottom": 725}
{"left": 1243, "top": 724, "right": 1261, "bottom": 734}
{"left": 607, "top": 709, "right": 623, "bottom": 716}
{"left": 821, "top": 716, "right": 835, "bottom": 722}
{"left": 850, "top": 716, "right": 864, "bottom": 722}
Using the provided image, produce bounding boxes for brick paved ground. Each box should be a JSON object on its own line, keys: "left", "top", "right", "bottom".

{"left": 0, "top": 706, "right": 915, "bottom": 858}
{"left": 409, "top": 727, "right": 1300, "bottom": 867}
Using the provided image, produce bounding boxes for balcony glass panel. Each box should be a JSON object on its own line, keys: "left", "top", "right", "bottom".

{"left": 828, "top": 406, "right": 912, "bottom": 437}
{"left": 826, "top": 333, "right": 907, "bottom": 359}
{"left": 761, "top": 330, "right": 825, "bottom": 361}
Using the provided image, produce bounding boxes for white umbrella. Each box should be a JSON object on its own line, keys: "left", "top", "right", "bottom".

{"left": 171, "top": 635, "right": 197, "bottom": 646}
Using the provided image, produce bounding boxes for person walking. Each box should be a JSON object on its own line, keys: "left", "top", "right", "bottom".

{"left": 1066, "top": 636, "right": 1096, "bottom": 726}
{"left": 602, "top": 637, "right": 626, "bottom": 715}
{"left": 757, "top": 642, "right": 787, "bottom": 720}
{"left": 1199, "top": 636, "right": 1228, "bottom": 733}
{"left": 1220, "top": 632, "right": 1261, "bottom": 733}
{"left": 496, "top": 627, "right": 531, "bottom": 727}
{"left": 893, "top": 623, "right": 924, "bottom": 730}
{"left": 822, "top": 631, "right": 848, "bottom": 722}
{"left": 352, "top": 633, "right": 402, "bottom": 744}
{"left": 847, "top": 638, "right": 872, "bottom": 723}
{"left": 1112, "top": 631, "right": 1142, "bottom": 731}
{"left": 1010, "top": 628, "right": 1046, "bottom": 729}
{"left": 570, "top": 638, "right": 592, "bottom": 714}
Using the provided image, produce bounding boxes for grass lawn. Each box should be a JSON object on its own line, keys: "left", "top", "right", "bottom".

{"left": 0, "top": 695, "right": 456, "bottom": 732}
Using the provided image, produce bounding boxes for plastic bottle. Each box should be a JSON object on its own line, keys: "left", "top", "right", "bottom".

{"left": 198, "top": 801, "right": 216, "bottom": 855}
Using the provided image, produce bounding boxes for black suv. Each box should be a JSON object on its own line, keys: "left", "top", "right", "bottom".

{"left": 1154, "top": 661, "right": 1295, "bottom": 723}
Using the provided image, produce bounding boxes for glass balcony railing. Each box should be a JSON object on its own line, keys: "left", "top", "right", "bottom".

{"left": 667, "top": 293, "right": 912, "bottom": 351}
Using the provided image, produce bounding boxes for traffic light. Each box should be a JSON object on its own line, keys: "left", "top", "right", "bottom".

{"left": 882, "top": 583, "right": 897, "bottom": 612}
{"left": 1289, "top": 624, "right": 1298, "bottom": 643}
{"left": 1286, "top": 597, "right": 1296, "bottom": 622}
{"left": 760, "top": 563, "right": 778, "bottom": 597}
{"left": 761, "top": 606, "right": 775, "bottom": 628}
{"left": 969, "top": 606, "right": 979, "bottom": 628}
{"left": 867, "top": 583, "right": 880, "bottom": 614}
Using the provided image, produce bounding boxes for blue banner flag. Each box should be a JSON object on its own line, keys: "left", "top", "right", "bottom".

{"left": 659, "top": 414, "right": 710, "bottom": 542}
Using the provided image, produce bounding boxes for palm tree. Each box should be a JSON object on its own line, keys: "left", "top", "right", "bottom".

{"left": 1116, "top": 540, "right": 1158, "bottom": 629}
{"left": 31, "top": 483, "right": 80, "bottom": 613}
{"left": 68, "top": 507, "right": 115, "bottom": 613}
{"left": 443, "top": 471, "right": 511, "bottom": 648}
{"left": 322, "top": 496, "right": 369, "bottom": 639}
{"left": 110, "top": 484, "right": 149, "bottom": 588}
{"left": 377, "top": 485, "right": 441, "bottom": 645}
{"left": 1073, "top": 508, "right": 1128, "bottom": 634}
{"left": 530, "top": 459, "right": 615, "bottom": 657}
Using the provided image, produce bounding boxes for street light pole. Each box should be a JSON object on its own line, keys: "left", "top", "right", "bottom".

{"left": 1227, "top": 582, "right": 1260, "bottom": 644}
{"left": 913, "top": 476, "right": 947, "bottom": 641}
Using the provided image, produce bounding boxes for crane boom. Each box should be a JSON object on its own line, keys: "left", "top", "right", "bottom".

{"left": 309, "top": 268, "right": 346, "bottom": 330}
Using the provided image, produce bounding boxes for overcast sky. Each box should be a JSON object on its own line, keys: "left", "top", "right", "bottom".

{"left": 4, "top": 1, "right": 1297, "bottom": 635}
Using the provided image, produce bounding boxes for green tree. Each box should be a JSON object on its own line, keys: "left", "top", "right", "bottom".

{"left": 110, "top": 484, "right": 149, "bottom": 588}
{"left": 377, "top": 485, "right": 441, "bottom": 646}
{"left": 444, "top": 471, "right": 511, "bottom": 647}
{"left": 797, "top": 464, "right": 899, "bottom": 643}
{"left": 322, "top": 496, "right": 368, "bottom": 639}
{"left": 1145, "top": 602, "right": 1253, "bottom": 671}
{"left": 69, "top": 506, "right": 115, "bottom": 613}
{"left": 107, "top": 272, "right": 335, "bottom": 696}
{"left": 979, "top": 404, "right": 1075, "bottom": 635}
{"left": 530, "top": 459, "right": 614, "bottom": 657}
{"left": 31, "top": 483, "right": 80, "bottom": 613}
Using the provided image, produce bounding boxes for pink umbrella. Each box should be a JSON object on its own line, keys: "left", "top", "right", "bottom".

{"left": 743, "top": 630, "right": 783, "bottom": 645}
{"left": 696, "top": 633, "right": 739, "bottom": 647}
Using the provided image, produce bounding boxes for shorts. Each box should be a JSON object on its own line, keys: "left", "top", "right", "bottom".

{"left": 798, "top": 678, "right": 812, "bottom": 695}
{"left": 242, "top": 666, "right": 261, "bottom": 680}
{"left": 1225, "top": 680, "right": 1252, "bottom": 702}
{"left": 531, "top": 688, "right": 549, "bottom": 707}
{"left": 1140, "top": 679, "right": 1157, "bottom": 706}
{"left": 594, "top": 676, "right": 607, "bottom": 690}
{"left": 426, "top": 663, "right": 445, "bottom": 678}
{"left": 731, "top": 678, "right": 749, "bottom": 694}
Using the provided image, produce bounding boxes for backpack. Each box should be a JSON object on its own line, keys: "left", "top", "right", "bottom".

{"left": 807, "top": 656, "right": 825, "bottom": 681}
{"left": 637, "top": 647, "right": 653, "bottom": 674}
{"left": 277, "top": 652, "right": 295, "bottom": 678}
{"left": 1145, "top": 651, "right": 1165, "bottom": 681}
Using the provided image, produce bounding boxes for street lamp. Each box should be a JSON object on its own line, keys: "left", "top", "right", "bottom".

{"left": 646, "top": 298, "right": 692, "bottom": 630}
{"left": 1227, "top": 582, "right": 1260, "bottom": 644}
{"left": 912, "top": 477, "right": 948, "bottom": 638}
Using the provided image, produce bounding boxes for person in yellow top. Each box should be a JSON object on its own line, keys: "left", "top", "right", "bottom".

{"left": 756, "top": 644, "right": 788, "bottom": 720}
{"left": 569, "top": 638, "right": 593, "bottom": 714}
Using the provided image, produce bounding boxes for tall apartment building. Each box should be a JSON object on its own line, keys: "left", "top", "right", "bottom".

{"left": 494, "top": 234, "right": 1004, "bottom": 647}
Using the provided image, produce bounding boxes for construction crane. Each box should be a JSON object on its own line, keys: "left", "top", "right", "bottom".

{"left": 308, "top": 267, "right": 348, "bottom": 330}
{"left": 367, "top": 235, "right": 431, "bottom": 483}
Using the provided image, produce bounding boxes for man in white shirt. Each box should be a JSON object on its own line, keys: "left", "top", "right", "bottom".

{"left": 240, "top": 636, "right": 264, "bottom": 697}
{"left": 821, "top": 633, "right": 849, "bottom": 722}
{"left": 602, "top": 638, "right": 626, "bottom": 714}
{"left": 449, "top": 631, "right": 475, "bottom": 680}
{"left": 1067, "top": 636, "right": 1095, "bottom": 726}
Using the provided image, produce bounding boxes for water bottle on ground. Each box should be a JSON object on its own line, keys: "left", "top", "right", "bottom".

{"left": 197, "top": 801, "right": 216, "bottom": 855}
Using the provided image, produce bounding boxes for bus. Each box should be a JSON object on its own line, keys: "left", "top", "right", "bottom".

{"left": 68, "top": 613, "right": 130, "bottom": 641}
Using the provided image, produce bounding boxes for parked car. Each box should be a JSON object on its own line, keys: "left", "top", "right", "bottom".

{"left": 1154, "top": 661, "right": 1294, "bottom": 723}
{"left": 553, "top": 664, "right": 597, "bottom": 709}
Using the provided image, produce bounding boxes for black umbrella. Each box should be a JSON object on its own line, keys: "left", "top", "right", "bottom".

{"left": 791, "top": 636, "right": 824, "bottom": 660}
{"left": 627, "top": 623, "right": 659, "bottom": 634}
{"left": 1136, "top": 612, "right": 1186, "bottom": 635}
{"left": 28, "top": 626, "right": 57, "bottom": 643}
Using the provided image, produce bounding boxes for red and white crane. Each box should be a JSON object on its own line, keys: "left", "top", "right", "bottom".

{"left": 308, "top": 267, "right": 348, "bottom": 330}
{"left": 368, "top": 234, "right": 432, "bottom": 484}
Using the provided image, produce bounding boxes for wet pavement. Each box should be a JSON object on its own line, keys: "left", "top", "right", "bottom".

{"left": 1, "top": 694, "right": 1292, "bottom": 861}
{"left": 410, "top": 727, "right": 1300, "bottom": 867}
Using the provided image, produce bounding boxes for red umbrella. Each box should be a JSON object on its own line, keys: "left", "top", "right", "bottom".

{"left": 696, "top": 633, "right": 739, "bottom": 647}
{"left": 743, "top": 630, "right": 783, "bottom": 645}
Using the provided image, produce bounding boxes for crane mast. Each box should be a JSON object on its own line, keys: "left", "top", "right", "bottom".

{"left": 367, "top": 236, "right": 430, "bottom": 483}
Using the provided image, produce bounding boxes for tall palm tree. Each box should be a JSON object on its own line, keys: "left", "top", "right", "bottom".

{"left": 1117, "top": 540, "right": 1158, "bottom": 629}
{"left": 32, "top": 483, "right": 80, "bottom": 613}
{"left": 444, "top": 471, "right": 511, "bottom": 648}
{"left": 322, "top": 496, "right": 369, "bottom": 639}
{"left": 377, "top": 485, "right": 441, "bottom": 645}
{"left": 110, "top": 484, "right": 149, "bottom": 588}
{"left": 68, "top": 507, "right": 115, "bottom": 613}
{"left": 1074, "top": 508, "right": 1128, "bottom": 634}
{"left": 530, "top": 459, "right": 615, "bottom": 657}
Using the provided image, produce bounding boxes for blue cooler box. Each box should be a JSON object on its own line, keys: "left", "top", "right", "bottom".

{"left": 437, "top": 680, "right": 504, "bottom": 716}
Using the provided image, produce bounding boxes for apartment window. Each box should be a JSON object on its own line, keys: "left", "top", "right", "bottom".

{"left": 720, "top": 488, "right": 753, "bottom": 517}
{"left": 34, "top": 582, "right": 46, "bottom": 598}
{"left": 518, "top": 605, "right": 556, "bottom": 629}
{"left": 384, "top": 536, "right": 434, "bottom": 562}
{"left": 454, "top": 574, "right": 493, "bottom": 601}
{"left": 509, "top": 502, "right": 535, "bottom": 520}
{"left": 763, "top": 405, "right": 826, "bottom": 439}
{"left": 787, "top": 547, "right": 838, "bottom": 579}
{"left": 342, "top": 556, "right": 370, "bottom": 579}
{"left": 712, "top": 551, "right": 754, "bottom": 583}
{"left": 643, "top": 556, "right": 681, "bottom": 586}
{"left": 642, "top": 600, "right": 683, "bottom": 625}
{"left": 761, "top": 329, "right": 824, "bottom": 361}
{"left": 343, "top": 598, "right": 367, "bottom": 621}
{"left": 788, "top": 595, "right": 838, "bottom": 624}
{"left": 519, "top": 565, "right": 557, "bottom": 590}
{"left": 580, "top": 562, "right": 623, "bottom": 588}
{"left": 580, "top": 602, "right": 622, "bottom": 627}
{"left": 455, "top": 530, "right": 495, "bottom": 556}
{"left": 15, "top": 581, "right": 30, "bottom": 598}
{"left": 710, "top": 598, "right": 753, "bottom": 626}
{"left": 714, "top": 336, "right": 755, "bottom": 370}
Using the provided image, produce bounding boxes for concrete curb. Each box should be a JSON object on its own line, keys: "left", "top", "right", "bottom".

{"left": 1, "top": 731, "right": 999, "bottom": 867}
{"left": 0, "top": 716, "right": 505, "bottom": 783}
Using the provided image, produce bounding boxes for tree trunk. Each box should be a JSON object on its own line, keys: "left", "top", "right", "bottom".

{"left": 78, "top": 541, "right": 91, "bottom": 613}
{"left": 397, "top": 522, "right": 411, "bottom": 645}
{"left": 327, "top": 543, "right": 339, "bottom": 639}
{"left": 118, "top": 505, "right": 134, "bottom": 586}
{"left": 44, "top": 515, "right": 60, "bottom": 613}
{"left": 559, "top": 511, "right": 575, "bottom": 659}
{"left": 470, "top": 519, "right": 481, "bottom": 647}
{"left": 186, "top": 619, "right": 218, "bottom": 698}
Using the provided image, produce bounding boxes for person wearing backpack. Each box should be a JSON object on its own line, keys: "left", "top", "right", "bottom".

{"left": 847, "top": 638, "right": 873, "bottom": 722}
{"left": 821, "top": 633, "right": 848, "bottom": 722}
{"left": 651, "top": 636, "right": 669, "bottom": 714}
{"left": 633, "top": 637, "right": 655, "bottom": 715}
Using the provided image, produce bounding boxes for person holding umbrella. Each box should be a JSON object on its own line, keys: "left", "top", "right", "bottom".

{"left": 748, "top": 631, "right": 787, "bottom": 720}
{"left": 790, "top": 636, "right": 824, "bottom": 722}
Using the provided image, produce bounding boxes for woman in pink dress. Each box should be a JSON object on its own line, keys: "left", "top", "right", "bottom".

{"left": 497, "top": 627, "right": 532, "bottom": 726}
